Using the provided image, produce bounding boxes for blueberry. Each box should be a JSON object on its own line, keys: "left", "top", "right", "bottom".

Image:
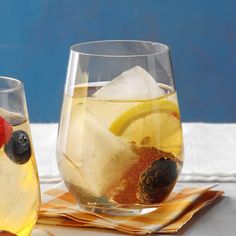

{"left": 4, "top": 130, "right": 31, "bottom": 164}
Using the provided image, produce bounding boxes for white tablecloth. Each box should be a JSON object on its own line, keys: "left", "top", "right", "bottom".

{"left": 31, "top": 123, "right": 236, "bottom": 183}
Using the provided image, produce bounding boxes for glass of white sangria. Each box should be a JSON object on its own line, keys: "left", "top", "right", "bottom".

{"left": 57, "top": 41, "right": 184, "bottom": 215}
{"left": 0, "top": 77, "right": 40, "bottom": 234}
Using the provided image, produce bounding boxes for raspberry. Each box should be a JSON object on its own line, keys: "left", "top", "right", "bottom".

{"left": 0, "top": 116, "right": 13, "bottom": 148}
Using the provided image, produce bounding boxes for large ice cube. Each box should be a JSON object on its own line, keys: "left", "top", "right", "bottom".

{"left": 60, "top": 103, "right": 138, "bottom": 197}
{"left": 94, "top": 66, "right": 164, "bottom": 99}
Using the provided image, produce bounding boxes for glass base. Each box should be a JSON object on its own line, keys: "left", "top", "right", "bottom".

{"left": 65, "top": 182, "right": 163, "bottom": 216}
{"left": 77, "top": 203, "right": 159, "bottom": 216}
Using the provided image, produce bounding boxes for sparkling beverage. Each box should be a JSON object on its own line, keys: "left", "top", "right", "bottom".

{"left": 57, "top": 81, "right": 183, "bottom": 209}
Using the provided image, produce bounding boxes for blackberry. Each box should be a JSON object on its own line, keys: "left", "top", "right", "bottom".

{"left": 138, "top": 157, "right": 178, "bottom": 203}
{"left": 4, "top": 130, "right": 31, "bottom": 164}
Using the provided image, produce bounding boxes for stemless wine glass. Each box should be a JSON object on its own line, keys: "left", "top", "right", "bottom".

{"left": 0, "top": 77, "right": 40, "bottom": 235}
{"left": 57, "top": 40, "right": 184, "bottom": 215}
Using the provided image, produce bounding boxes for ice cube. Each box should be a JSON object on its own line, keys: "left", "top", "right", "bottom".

{"left": 0, "top": 108, "right": 25, "bottom": 125}
{"left": 94, "top": 66, "right": 164, "bottom": 100}
{"left": 61, "top": 104, "right": 138, "bottom": 197}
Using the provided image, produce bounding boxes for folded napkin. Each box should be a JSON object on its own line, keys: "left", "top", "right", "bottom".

{"left": 31, "top": 123, "right": 236, "bottom": 183}
{"left": 37, "top": 182, "right": 223, "bottom": 235}
{"left": 181, "top": 123, "right": 236, "bottom": 182}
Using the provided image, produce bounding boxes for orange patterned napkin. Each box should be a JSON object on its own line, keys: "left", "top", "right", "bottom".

{"left": 38, "top": 183, "right": 223, "bottom": 235}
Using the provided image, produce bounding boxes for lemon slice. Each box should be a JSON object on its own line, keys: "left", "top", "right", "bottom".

{"left": 109, "top": 98, "right": 183, "bottom": 157}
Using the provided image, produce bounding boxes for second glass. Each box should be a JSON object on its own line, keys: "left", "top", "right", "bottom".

{"left": 57, "top": 40, "right": 184, "bottom": 215}
{"left": 0, "top": 77, "right": 40, "bottom": 235}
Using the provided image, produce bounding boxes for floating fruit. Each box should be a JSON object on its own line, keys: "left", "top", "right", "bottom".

{"left": 109, "top": 98, "right": 183, "bottom": 158}
{"left": 107, "top": 146, "right": 181, "bottom": 204}
{"left": 4, "top": 130, "right": 31, "bottom": 164}
{"left": 0, "top": 116, "right": 13, "bottom": 148}
{"left": 138, "top": 157, "right": 178, "bottom": 203}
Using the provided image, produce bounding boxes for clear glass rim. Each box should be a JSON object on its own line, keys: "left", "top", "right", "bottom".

{"left": 0, "top": 76, "right": 23, "bottom": 93}
{"left": 70, "top": 40, "right": 169, "bottom": 58}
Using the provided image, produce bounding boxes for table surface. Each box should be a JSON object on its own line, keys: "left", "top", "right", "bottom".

{"left": 36, "top": 182, "right": 236, "bottom": 236}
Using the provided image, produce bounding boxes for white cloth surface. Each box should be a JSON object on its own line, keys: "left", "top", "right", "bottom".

{"left": 181, "top": 123, "right": 236, "bottom": 182}
{"left": 31, "top": 124, "right": 61, "bottom": 183}
{"left": 31, "top": 123, "right": 236, "bottom": 183}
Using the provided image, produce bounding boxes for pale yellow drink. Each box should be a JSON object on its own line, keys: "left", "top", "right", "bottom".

{"left": 0, "top": 116, "right": 40, "bottom": 235}
{"left": 57, "top": 82, "right": 183, "bottom": 208}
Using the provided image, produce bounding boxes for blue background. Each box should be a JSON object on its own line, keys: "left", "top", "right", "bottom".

{"left": 0, "top": 0, "right": 235, "bottom": 122}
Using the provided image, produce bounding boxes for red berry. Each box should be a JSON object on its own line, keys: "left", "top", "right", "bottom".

{"left": 0, "top": 116, "right": 13, "bottom": 148}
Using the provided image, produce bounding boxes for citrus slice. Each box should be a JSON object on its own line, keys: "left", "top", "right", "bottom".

{"left": 107, "top": 98, "right": 183, "bottom": 204}
{"left": 109, "top": 98, "right": 183, "bottom": 157}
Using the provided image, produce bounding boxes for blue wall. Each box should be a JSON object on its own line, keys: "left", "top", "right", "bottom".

{"left": 0, "top": 0, "right": 235, "bottom": 122}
